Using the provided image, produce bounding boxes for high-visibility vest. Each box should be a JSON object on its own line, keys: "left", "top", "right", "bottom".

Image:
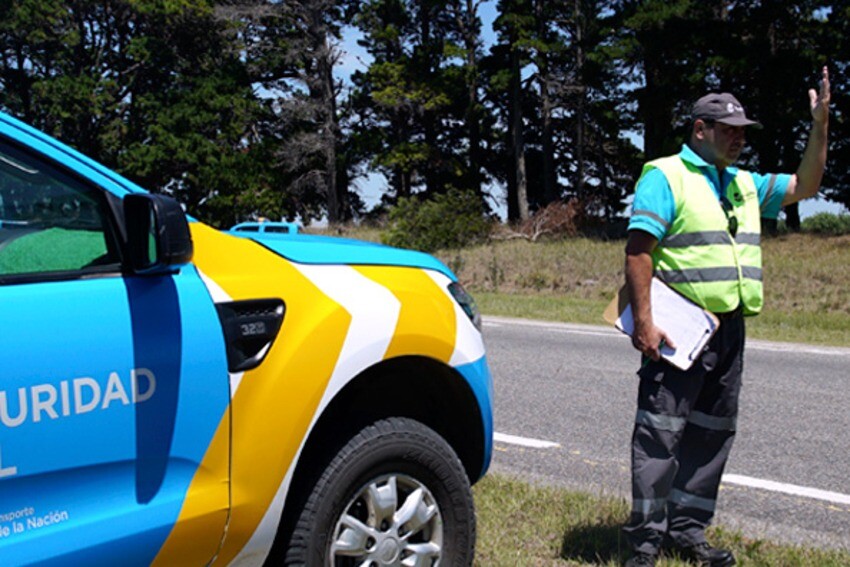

{"left": 640, "top": 155, "right": 763, "bottom": 315}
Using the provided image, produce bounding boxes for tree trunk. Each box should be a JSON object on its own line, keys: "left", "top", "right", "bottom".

{"left": 321, "top": 55, "right": 339, "bottom": 223}
{"left": 536, "top": 0, "right": 555, "bottom": 206}
{"left": 420, "top": 5, "right": 439, "bottom": 197}
{"left": 785, "top": 202, "right": 801, "bottom": 231}
{"left": 573, "top": 0, "right": 585, "bottom": 203}
{"left": 510, "top": 42, "right": 529, "bottom": 221}
{"left": 640, "top": 35, "right": 672, "bottom": 160}
{"left": 310, "top": 6, "right": 340, "bottom": 224}
{"left": 463, "top": 0, "right": 482, "bottom": 196}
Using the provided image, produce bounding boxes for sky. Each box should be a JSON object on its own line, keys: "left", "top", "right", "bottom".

{"left": 333, "top": 3, "right": 845, "bottom": 221}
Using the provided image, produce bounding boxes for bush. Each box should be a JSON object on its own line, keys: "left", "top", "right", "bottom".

{"left": 801, "top": 212, "right": 850, "bottom": 236}
{"left": 381, "top": 189, "right": 492, "bottom": 252}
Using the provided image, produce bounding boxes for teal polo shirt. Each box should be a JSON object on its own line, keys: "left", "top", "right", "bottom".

{"left": 628, "top": 144, "right": 790, "bottom": 241}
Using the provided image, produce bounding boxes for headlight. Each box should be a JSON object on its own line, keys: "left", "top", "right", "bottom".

{"left": 448, "top": 282, "right": 481, "bottom": 331}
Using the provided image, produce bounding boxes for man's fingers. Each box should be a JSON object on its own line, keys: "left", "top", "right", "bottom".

{"left": 817, "top": 66, "right": 830, "bottom": 104}
{"left": 633, "top": 326, "right": 673, "bottom": 360}
{"left": 809, "top": 88, "right": 818, "bottom": 108}
{"left": 646, "top": 344, "right": 661, "bottom": 361}
{"left": 651, "top": 333, "right": 672, "bottom": 360}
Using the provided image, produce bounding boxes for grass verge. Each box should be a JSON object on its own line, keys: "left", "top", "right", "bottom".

{"left": 437, "top": 233, "right": 850, "bottom": 347}
{"left": 471, "top": 292, "right": 850, "bottom": 347}
{"left": 474, "top": 474, "right": 850, "bottom": 566}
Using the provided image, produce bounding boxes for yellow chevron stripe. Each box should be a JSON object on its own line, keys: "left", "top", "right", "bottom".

{"left": 355, "top": 266, "right": 456, "bottom": 363}
{"left": 151, "top": 408, "right": 230, "bottom": 567}
{"left": 153, "top": 224, "right": 349, "bottom": 565}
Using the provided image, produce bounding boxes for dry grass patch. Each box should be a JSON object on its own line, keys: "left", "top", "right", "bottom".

{"left": 438, "top": 238, "right": 624, "bottom": 301}
{"left": 761, "top": 233, "right": 850, "bottom": 315}
{"left": 437, "top": 233, "right": 850, "bottom": 346}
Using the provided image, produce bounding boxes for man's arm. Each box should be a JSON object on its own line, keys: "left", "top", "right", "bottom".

{"left": 783, "top": 65, "right": 830, "bottom": 206}
{"left": 625, "top": 230, "right": 675, "bottom": 361}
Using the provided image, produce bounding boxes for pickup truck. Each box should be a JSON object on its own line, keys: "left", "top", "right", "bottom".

{"left": 0, "top": 111, "right": 493, "bottom": 566}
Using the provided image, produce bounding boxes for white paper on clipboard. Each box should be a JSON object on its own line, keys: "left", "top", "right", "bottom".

{"left": 603, "top": 278, "right": 720, "bottom": 370}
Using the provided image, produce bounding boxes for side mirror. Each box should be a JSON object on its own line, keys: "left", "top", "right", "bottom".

{"left": 124, "top": 193, "right": 193, "bottom": 275}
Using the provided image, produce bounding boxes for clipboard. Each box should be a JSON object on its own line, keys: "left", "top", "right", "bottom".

{"left": 604, "top": 278, "right": 720, "bottom": 370}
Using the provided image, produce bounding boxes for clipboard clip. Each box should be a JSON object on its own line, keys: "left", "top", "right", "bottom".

{"left": 687, "top": 329, "right": 712, "bottom": 361}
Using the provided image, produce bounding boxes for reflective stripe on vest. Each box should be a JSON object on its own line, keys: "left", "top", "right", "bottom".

{"left": 641, "top": 155, "right": 764, "bottom": 315}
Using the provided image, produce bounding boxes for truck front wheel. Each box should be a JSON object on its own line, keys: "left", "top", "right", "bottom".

{"left": 283, "top": 417, "right": 475, "bottom": 566}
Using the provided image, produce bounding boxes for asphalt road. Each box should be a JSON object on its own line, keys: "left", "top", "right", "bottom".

{"left": 483, "top": 315, "right": 850, "bottom": 551}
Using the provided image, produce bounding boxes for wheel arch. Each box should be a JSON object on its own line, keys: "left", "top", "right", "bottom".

{"left": 268, "top": 355, "right": 486, "bottom": 562}
{"left": 309, "top": 355, "right": 485, "bottom": 483}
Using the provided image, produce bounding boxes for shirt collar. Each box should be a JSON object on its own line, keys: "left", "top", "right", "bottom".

{"left": 679, "top": 144, "right": 739, "bottom": 177}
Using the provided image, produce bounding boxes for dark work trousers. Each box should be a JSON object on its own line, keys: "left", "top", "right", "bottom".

{"left": 623, "top": 313, "right": 745, "bottom": 554}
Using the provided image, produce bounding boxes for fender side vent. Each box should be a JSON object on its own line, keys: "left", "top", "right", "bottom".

{"left": 216, "top": 298, "right": 285, "bottom": 372}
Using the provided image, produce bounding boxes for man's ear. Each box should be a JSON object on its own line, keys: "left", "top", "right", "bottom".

{"left": 693, "top": 119, "right": 709, "bottom": 140}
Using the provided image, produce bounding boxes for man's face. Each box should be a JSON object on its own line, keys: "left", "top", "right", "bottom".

{"left": 698, "top": 120, "right": 746, "bottom": 168}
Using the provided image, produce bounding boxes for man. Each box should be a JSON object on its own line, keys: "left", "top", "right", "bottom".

{"left": 622, "top": 67, "right": 830, "bottom": 567}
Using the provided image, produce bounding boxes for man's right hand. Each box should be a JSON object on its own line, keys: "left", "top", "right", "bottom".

{"left": 632, "top": 321, "right": 675, "bottom": 361}
{"left": 625, "top": 230, "right": 676, "bottom": 361}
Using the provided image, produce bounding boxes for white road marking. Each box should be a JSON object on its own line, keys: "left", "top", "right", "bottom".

{"left": 745, "top": 343, "right": 848, "bottom": 356}
{"left": 493, "top": 430, "right": 850, "bottom": 505}
{"left": 494, "top": 432, "right": 560, "bottom": 449}
{"left": 484, "top": 316, "right": 850, "bottom": 357}
{"left": 485, "top": 316, "right": 620, "bottom": 336}
{"left": 722, "top": 474, "right": 850, "bottom": 506}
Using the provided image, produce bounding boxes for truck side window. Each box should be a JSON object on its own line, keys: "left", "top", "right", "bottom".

{"left": 0, "top": 139, "right": 120, "bottom": 280}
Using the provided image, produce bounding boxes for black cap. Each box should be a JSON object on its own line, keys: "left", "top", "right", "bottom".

{"left": 692, "top": 93, "right": 762, "bottom": 128}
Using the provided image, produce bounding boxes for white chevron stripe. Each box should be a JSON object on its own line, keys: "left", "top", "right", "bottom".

{"left": 294, "top": 263, "right": 401, "bottom": 408}
{"left": 230, "top": 263, "right": 401, "bottom": 567}
{"left": 198, "top": 269, "right": 231, "bottom": 303}
{"left": 197, "top": 269, "right": 244, "bottom": 397}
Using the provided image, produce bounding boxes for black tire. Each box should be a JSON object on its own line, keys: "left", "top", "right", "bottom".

{"left": 283, "top": 417, "right": 475, "bottom": 566}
